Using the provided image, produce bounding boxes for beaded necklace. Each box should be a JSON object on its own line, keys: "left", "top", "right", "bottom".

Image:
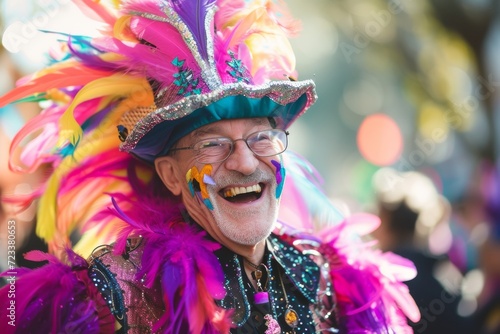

{"left": 245, "top": 258, "right": 299, "bottom": 333}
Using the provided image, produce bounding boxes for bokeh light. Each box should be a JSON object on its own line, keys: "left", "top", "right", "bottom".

{"left": 357, "top": 113, "right": 403, "bottom": 166}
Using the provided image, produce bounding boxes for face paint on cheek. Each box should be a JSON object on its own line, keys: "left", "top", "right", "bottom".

{"left": 186, "top": 168, "right": 196, "bottom": 197}
{"left": 271, "top": 158, "right": 286, "bottom": 199}
{"left": 203, "top": 174, "right": 216, "bottom": 186}
{"left": 185, "top": 165, "right": 215, "bottom": 210}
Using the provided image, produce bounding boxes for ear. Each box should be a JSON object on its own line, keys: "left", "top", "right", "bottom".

{"left": 154, "top": 156, "right": 183, "bottom": 195}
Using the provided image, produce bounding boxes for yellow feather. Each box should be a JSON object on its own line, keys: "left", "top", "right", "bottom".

{"left": 38, "top": 130, "right": 119, "bottom": 244}
{"left": 99, "top": 53, "right": 127, "bottom": 62}
{"left": 114, "top": 15, "right": 138, "bottom": 42}
{"left": 33, "top": 60, "right": 81, "bottom": 78}
{"left": 57, "top": 75, "right": 152, "bottom": 147}
{"left": 72, "top": 222, "right": 119, "bottom": 257}
{"left": 36, "top": 172, "right": 60, "bottom": 241}
{"left": 40, "top": 76, "right": 153, "bottom": 248}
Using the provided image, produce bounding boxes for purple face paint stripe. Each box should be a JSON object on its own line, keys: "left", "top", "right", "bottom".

{"left": 271, "top": 160, "right": 282, "bottom": 185}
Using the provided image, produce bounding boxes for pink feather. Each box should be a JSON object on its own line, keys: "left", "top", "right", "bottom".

{"left": 129, "top": 16, "right": 194, "bottom": 62}
{"left": 215, "top": 0, "right": 301, "bottom": 38}
{"left": 9, "top": 107, "right": 62, "bottom": 172}
{"left": 214, "top": 0, "right": 246, "bottom": 26}
{"left": 0, "top": 67, "right": 112, "bottom": 108}
{"left": 93, "top": 36, "right": 183, "bottom": 84}
{"left": 122, "top": 0, "right": 168, "bottom": 18}
{"left": 73, "top": 0, "right": 117, "bottom": 26}
{"left": 316, "top": 216, "right": 420, "bottom": 332}
{"left": 9, "top": 98, "right": 106, "bottom": 174}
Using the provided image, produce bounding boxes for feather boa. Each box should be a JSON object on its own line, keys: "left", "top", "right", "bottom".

{"left": 103, "top": 167, "right": 233, "bottom": 333}
{"left": 0, "top": 250, "right": 114, "bottom": 334}
{"left": 315, "top": 213, "right": 420, "bottom": 333}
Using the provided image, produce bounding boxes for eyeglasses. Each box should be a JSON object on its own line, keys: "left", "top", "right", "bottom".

{"left": 169, "top": 129, "right": 289, "bottom": 163}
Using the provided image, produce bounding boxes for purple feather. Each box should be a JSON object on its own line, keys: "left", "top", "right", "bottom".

{"left": 67, "top": 36, "right": 118, "bottom": 71}
{"left": 86, "top": 158, "right": 232, "bottom": 333}
{"left": 168, "top": 0, "right": 217, "bottom": 61}
{"left": 0, "top": 250, "right": 114, "bottom": 334}
{"left": 131, "top": 225, "right": 229, "bottom": 333}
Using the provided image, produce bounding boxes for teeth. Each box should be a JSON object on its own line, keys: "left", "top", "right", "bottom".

{"left": 224, "top": 184, "right": 262, "bottom": 198}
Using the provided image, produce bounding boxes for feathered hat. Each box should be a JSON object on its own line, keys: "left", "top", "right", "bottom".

{"left": 114, "top": 0, "right": 318, "bottom": 163}
{"left": 0, "top": 0, "right": 318, "bottom": 252}
{"left": 2, "top": 0, "right": 316, "bottom": 164}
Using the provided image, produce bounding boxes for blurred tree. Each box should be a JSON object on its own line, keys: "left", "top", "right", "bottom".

{"left": 429, "top": 0, "right": 497, "bottom": 161}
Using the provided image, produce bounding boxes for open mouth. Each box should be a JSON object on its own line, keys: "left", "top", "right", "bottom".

{"left": 220, "top": 183, "right": 264, "bottom": 203}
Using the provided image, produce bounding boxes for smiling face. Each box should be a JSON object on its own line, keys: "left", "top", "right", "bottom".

{"left": 154, "top": 118, "right": 282, "bottom": 248}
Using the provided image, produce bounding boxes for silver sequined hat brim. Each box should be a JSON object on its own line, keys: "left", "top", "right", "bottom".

{"left": 120, "top": 79, "right": 317, "bottom": 153}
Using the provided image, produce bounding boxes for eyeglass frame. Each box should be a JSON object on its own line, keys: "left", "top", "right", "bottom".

{"left": 168, "top": 128, "right": 290, "bottom": 163}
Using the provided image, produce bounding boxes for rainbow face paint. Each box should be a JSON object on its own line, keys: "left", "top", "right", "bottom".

{"left": 271, "top": 159, "right": 286, "bottom": 199}
{"left": 185, "top": 165, "right": 215, "bottom": 210}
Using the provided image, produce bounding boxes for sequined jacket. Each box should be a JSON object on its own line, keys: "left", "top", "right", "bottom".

{"left": 88, "top": 233, "right": 338, "bottom": 333}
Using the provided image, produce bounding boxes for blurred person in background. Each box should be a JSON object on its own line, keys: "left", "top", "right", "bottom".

{"left": 471, "top": 163, "right": 500, "bottom": 334}
{"left": 371, "top": 167, "right": 473, "bottom": 334}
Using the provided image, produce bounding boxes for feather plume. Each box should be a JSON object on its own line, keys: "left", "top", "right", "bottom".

{"left": 128, "top": 15, "right": 197, "bottom": 69}
{"left": 213, "top": 1, "right": 298, "bottom": 83}
{"left": 92, "top": 159, "right": 233, "bottom": 333}
{"left": 94, "top": 35, "right": 191, "bottom": 86}
{"left": 9, "top": 109, "right": 61, "bottom": 173}
{"left": 36, "top": 126, "right": 124, "bottom": 246}
{"left": 2, "top": 191, "right": 43, "bottom": 215}
{"left": 317, "top": 215, "right": 420, "bottom": 332}
{"left": 128, "top": 16, "right": 185, "bottom": 55}
{"left": 37, "top": 172, "right": 61, "bottom": 242}
{"left": 213, "top": 0, "right": 246, "bottom": 26}
{"left": 72, "top": 0, "right": 117, "bottom": 25}
{"left": 168, "top": 0, "right": 217, "bottom": 61}
{"left": 215, "top": 0, "right": 300, "bottom": 36}
{"left": 123, "top": 0, "right": 168, "bottom": 18}
{"left": 66, "top": 35, "right": 121, "bottom": 71}
{"left": 106, "top": 206, "right": 233, "bottom": 333}
{"left": 58, "top": 75, "right": 152, "bottom": 147}
{"left": 278, "top": 151, "right": 345, "bottom": 232}
{"left": 0, "top": 67, "right": 112, "bottom": 108}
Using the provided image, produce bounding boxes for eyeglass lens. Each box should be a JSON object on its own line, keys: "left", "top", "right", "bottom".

{"left": 195, "top": 129, "right": 287, "bottom": 163}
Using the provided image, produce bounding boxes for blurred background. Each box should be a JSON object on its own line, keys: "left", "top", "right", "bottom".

{"left": 0, "top": 0, "right": 499, "bottom": 333}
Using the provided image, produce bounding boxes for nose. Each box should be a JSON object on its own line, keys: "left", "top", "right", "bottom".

{"left": 223, "top": 140, "right": 259, "bottom": 175}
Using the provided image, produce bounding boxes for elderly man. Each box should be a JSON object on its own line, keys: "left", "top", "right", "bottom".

{"left": 0, "top": 0, "right": 419, "bottom": 333}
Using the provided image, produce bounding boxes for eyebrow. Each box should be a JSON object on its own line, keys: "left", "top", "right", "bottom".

{"left": 192, "top": 125, "right": 222, "bottom": 139}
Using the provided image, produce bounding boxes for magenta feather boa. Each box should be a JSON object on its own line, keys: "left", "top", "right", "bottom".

{"left": 106, "top": 187, "right": 234, "bottom": 333}
{"left": 0, "top": 250, "right": 114, "bottom": 334}
{"left": 316, "top": 213, "right": 420, "bottom": 333}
